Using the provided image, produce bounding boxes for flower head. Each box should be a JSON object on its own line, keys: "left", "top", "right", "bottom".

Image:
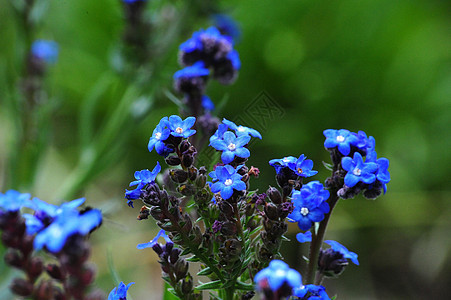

{"left": 222, "top": 118, "right": 261, "bottom": 139}
{"left": 148, "top": 117, "right": 172, "bottom": 156}
{"left": 324, "top": 240, "right": 359, "bottom": 265}
{"left": 254, "top": 260, "right": 302, "bottom": 297}
{"left": 212, "top": 14, "right": 241, "bottom": 43}
{"left": 125, "top": 162, "right": 161, "bottom": 205}
{"left": 0, "top": 190, "right": 31, "bottom": 212}
{"left": 296, "top": 231, "right": 312, "bottom": 243}
{"left": 108, "top": 282, "right": 135, "bottom": 300}
{"left": 287, "top": 154, "right": 318, "bottom": 177}
{"left": 269, "top": 156, "right": 297, "bottom": 174}
{"left": 209, "top": 165, "right": 246, "bottom": 200}
{"left": 323, "top": 129, "right": 359, "bottom": 156}
{"left": 167, "top": 115, "right": 196, "bottom": 138}
{"left": 202, "top": 95, "right": 215, "bottom": 111}
{"left": 341, "top": 152, "right": 377, "bottom": 188}
{"left": 294, "top": 284, "right": 331, "bottom": 300}
{"left": 31, "top": 40, "right": 59, "bottom": 64}
{"left": 137, "top": 229, "right": 172, "bottom": 249}
{"left": 210, "top": 131, "right": 250, "bottom": 164}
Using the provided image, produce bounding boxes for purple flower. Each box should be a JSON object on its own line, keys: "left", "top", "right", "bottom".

{"left": 137, "top": 229, "right": 172, "bottom": 249}
{"left": 323, "top": 129, "right": 359, "bottom": 156}
{"left": 254, "top": 260, "right": 302, "bottom": 294}
{"left": 341, "top": 152, "right": 377, "bottom": 187}
{"left": 222, "top": 118, "right": 261, "bottom": 139}
{"left": 167, "top": 115, "right": 196, "bottom": 138}
{"left": 324, "top": 240, "right": 359, "bottom": 265}
{"left": 209, "top": 165, "right": 246, "bottom": 200}
{"left": 210, "top": 131, "right": 250, "bottom": 164}
{"left": 108, "top": 282, "right": 134, "bottom": 300}
{"left": 287, "top": 154, "right": 318, "bottom": 177}
{"left": 148, "top": 117, "right": 171, "bottom": 155}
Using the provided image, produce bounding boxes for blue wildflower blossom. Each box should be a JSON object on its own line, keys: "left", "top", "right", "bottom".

{"left": 209, "top": 123, "right": 229, "bottom": 144}
{"left": 210, "top": 131, "right": 250, "bottom": 164}
{"left": 296, "top": 231, "right": 312, "bottom": 243}
{"left": 226, "top": 49, "right": 241, "bottom": 70}
{"left": 324, "top": 240, "right": 359, "bottom": 265}
{"left": 31, "top": 40, "right": 59, "bottom": 64}
{"left": 148, "top": 117, "right": 171, "bottom": 155}
{"left": 125, "top": 162, "right": 161, "bottom": 206}
{"left": 294, "top": 284, "right": 331, "bottom": 300}
{"left": 341, "top": 152, "right": 377, "bottom": 188}
{"left": 137, "top": 229, "right": 172, "bottom": 249}
{"left": 222, "top": 118, "right": 261, "bottom": 139}
{"left": 0, "top": 190, "right": 31, "bottom": 212}
{"left": 269, "top": 156, "right": 297, "bottom": 174}
{"left": 167, "top": 115, "right": 196, "bottom": 138}
{"left": 212, "top": 14, "right": 241, "bottom": 43}
{"left": 323, "top": 129, "right": 359, "bottom": 156}
{"left": 173, "top": 61, "right": 210, "bottom": 79}
{"left": 108, "top": 282, "right": 135, "bottom": 300}
{"left": 287, "top": 154, "right": 318, "bottom": 177}
{"left": 354, "top": 131, "right": 375, "bottom": 153}
{"left": 202, "top": 95, "right": 215, "bottom": 111}
{"left": 209, "top": 165, "right": 246, "bottom": 200}
{"left": 254, "top": 260, "right": 302, "bottom": 294}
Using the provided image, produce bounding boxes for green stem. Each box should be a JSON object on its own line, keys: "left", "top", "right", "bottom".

{"left": 305, "top": 189, "right": 339, "bottom": 284}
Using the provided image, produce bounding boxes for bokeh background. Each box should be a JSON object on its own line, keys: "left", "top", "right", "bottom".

{"left": 0, "top": 0, "right": 450, "bottom": 299}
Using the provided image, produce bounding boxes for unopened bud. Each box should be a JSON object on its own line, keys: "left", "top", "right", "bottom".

{"left": 10, "top": 278, "right": 33, "bottom": 296}
{"left": 165, "top": 156, "right": 181, "bottom": 166}
{"left": 267, "top": 186, "right": 282, "bottom": 204}
{"left": 170, "top": 169, "right": 188, "bottom": 183}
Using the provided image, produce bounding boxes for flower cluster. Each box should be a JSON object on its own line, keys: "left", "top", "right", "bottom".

{"left": 254, "top": 260, "right": 302, "bottom": 299}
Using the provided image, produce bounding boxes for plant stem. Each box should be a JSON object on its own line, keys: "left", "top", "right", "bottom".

{"left": 305, "top": 189, "right": 339, "bottom": 284}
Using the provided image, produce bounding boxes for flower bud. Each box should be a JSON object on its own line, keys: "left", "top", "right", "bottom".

{"left": 267, "top": 187, "right": 282, "bottom": 204}
{"left": 195, "top": 175, "right": 207, "bottom": 188}
{"left": 170, "top": 169, "right": 188, "bottom": 183}
{"left": 188, "top": 167, "right": 198, "bottom": 181}
{"left": 181, "top": 274, "right": 194, "bottom": 295}
{"left": 27, "top": 257, "right": 44, "bottom": 280}
{"left": 174, "top": 259, "right": 189, "bottom": 280}
{"left": 177, "top": 184, "right": 196, "bottom": 196}
{"left": 137, "top": 206, "right": 150, "bottom": 220}
{"left": 318, "top": 248, "right": 349, "bottom": 277}
{"left": 46, "top": 263, "right": 65, "bottom": 280}
{"left": 4, "top": 250, "right": 23, "bottom": 268}
{"left": 10, "top": 278, "right": 33, "bottom": 296}
{"left": 264, "top": 203, "right": 279, "bottom": 221}
{"left": 165, "top": 156, "right": 181, "bottom": 166}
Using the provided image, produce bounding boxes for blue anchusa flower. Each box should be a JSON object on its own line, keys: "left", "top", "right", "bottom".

{"left": 209, "top": 123, "right": 229, "bottom": 144}
{"left": 296, "top": 231, "right": 312, "bottom": 243}
{"left": 125, "top": 162, "right": 161, "bottom": 207}
{"left": 173, "top": 61, "right": 210, "bottom": 94}
{"left": 148, "top": 117, "right": 171, "bottom": 156}
{"left": 33, "top": 207, "right": 102, "bottom": 253}
{"left": 0, "top": 190, "right": 31, "bottom": 212}
{"left": 137, "top": 229, "right": 172, "bottom": 249}
{"left": 222, "top": 118, "right": 262, "bottom": 139}
{"left": 341, "top": 152, "right": 377, "bottom": 188}
{"left": 209, "top": 165, "right": 246, "bottom": 200}
{"left": 287, "top": 154, "right": 318, "bottom": 177}
{"left": 31, "top": 40, "right": 59, "bottom": 64}
{"left": 324, "top": 240, "right": 359, "bottom": 265}
{"left": 108, "top": 281, "right": 135, "bottom": 300}
{"left": 212, "top": 14, "right": 241, "bottom": 43}
{"left": 174, "top": 61, "right": 210, "bottom": 79}
{"left": 323, "top": 129, "right": 359, "bottom": 156}
{"left": 254, "top": 260, "right": 302, "bottom": 297}
{"left": 294, "top": 284, "right": 331, "bottom": 300}
{"left": 167, "top": 115, "right": 196, "bottom": 138}
{"left": 210, "top": 131, "right": 251, "bottom": 164}
{"left": 288, "top": 182, "right": 330, "bottom": 231}
{"left": 354, "top": 130, "right": 376, "bottom": 154}
{"left": 269, "top": 156, "right": 297, "bottom": 174}
{"left": 365, "top": 151, "right": 391, "bottom": 193}
{"left": 202, "top": 95, "right": 215, "bottom": 111}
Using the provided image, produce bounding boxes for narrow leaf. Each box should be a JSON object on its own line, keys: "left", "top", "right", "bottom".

{"left": 195, "top": 280, "right": 222, "bottom": 291}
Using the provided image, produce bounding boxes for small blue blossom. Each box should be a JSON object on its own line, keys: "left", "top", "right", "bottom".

{"left": 324, "top": 240, "right": 359, "bottom": 265}
{"left": 222, "top": 118, "right": 261, "bottom": 139}
{"left": 0, "top": 190, "right": 31, "bottom": 212}
{"left": 148, "top": 117, "right": 171, "bottom": 156}
{"left": 341, "top": 152, "right": 378, "bottom": 188}
{"left": 108, "top": 282, "right": 135, "bottom": 300}
{"left": 202, "top": 95, "right": 215, "bottom": 111}
{"left": 296, "top": 231, "right": 312, "bottom": 243}
{"left": 137, "top": 229, "right": 172, "bottom": 249}
{"left": 31, "top": 40, "right": 59, "bottom": 64}
{"left": 210, "top": 131, "right": 250, "bottom": 164}
{"left": 226, "top": 50, "right": 241, "bottom": 70}
{"left": 254, "top": 260, "right": 302, "bottom": 294}
{"left": 173, "top": 61, "right": 210, "bottom": 79}
{"left": 167, "top": 115, "right": 196, "bottom": 138}
{"left": 209, "top": 123, "right": 229, "bottom": 144}
{"left": 212, "top": 14, "right": 241, "bottom": 43}
{"left": 209, "top": 165, "right": 246, "bottom": 200}
{"left": 125, "top": 162, "right": 161, "bottom": 205}
{"left": 354, "top": 131, "right": 375, "bottom": 153}
{"left": 323, "top": 129, "right": 359, "bottom": 156}
{"left": 269, "top": 156, "right": 297, "bottom": 174}
{"left": 287, "top": 154, "right": 318, "bottom": 177}
{"left": 294, "top": 284, "right": 331, "bottom": 300}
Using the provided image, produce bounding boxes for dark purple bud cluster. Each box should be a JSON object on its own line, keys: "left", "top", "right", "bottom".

{"left": 318, "top": 248, "right": 349, "bottom": 277}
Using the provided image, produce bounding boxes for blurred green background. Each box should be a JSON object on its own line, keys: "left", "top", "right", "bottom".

{"left": 0, "top": 0, "right": 450, "bottom": 299}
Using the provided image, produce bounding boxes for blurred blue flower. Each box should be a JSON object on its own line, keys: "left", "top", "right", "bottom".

{"left": 31, "top": 40, "right": 59, "bottom": 64}
{"left": 222, "top": 118, "right": 261, "bottom": 139}
{"left": 173, "top": 61, "right": 210, "bottom": 79}
{"left": 125, "top": 162, "right": 161, "bottom": 205}
{"left": 226, "top": 49, "right": 241, "bottom": 70}
{"left": 202, "top": 95, "right": 215, "bottom": 111}
{"left": 148, "top": 117, "right": 171, "bottom": 155}
{"left": 210, "top": 131, "right": 250, "bottom": 164}
{"left": 137, "top": 229, "right": 172, "bottom": 249}
{"left": 0, "top": 190, "right": 31, "bottom": 212}
{"left": 108, "top": 281, "right": 135, "bottom": 300}
{"left": 212, "top": 14, "right": 241, "bottom": 43}
{"left": 296, "top": 231, "right": 312, "bottom": 243}
{"left": 167, "top": 115, "right": 196, "bottom": 138}
{"left": 324, "top": 240, "right": 359, "bottom": 265}
{"left": 294, "top": 284, "right": 331, "bottom": 300}
{"left": 209, "top": 165, "right": 246, "bottom": 200}
{"left": 341, "top": 152, "right": 377, "bottom": 187}
{"left": 287, "top": 154, "right": 318, "bottom": 177}
{"left": 254, "top": 260, "right": 302, "bottom": 293}
{"left": 323, "top": 129, "right": 359, "bottom": 156}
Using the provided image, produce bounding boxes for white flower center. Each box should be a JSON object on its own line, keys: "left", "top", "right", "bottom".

{"left": 336, "top": 135, "right": 345, "bottom": 142}
{"left": 353, "top": 167, "right": 362, "bottom": 176}
{"left": 228, "top": 143, "right": 236, "bottom": 151}
{"left": 301, "top": 207, "right": 309, "bottom": 216}
{"left": 297, "top": 168, "right": 303, "bottom": 174}
{"left": 224, "top": 179, "right": 233, "bottom": 186}
{"left": 237, "top": 126, "right": 245, "bottom": 132}
{"left": 155, "top": 132, "right": 162, "bottom": 140}
{"left": 176, "top": 127, "right": 183, "bottom": 134}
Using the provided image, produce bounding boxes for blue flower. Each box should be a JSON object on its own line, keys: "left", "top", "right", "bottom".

{"left": 288, "top": 183, "right": 330, "bottom": 231}
{"left": 31, "top": 40, "right": 59, "bottom": 64}
{"left": 287, "top": 154, "right": 318, "bottom": 177}
{"left": 341, "top": 152, "right": 377, "bottom": 187}
{"left": 296, "top": 231, "right": 312, "bottom": 243}
{"left": 226, "top": 50, "right": 241, "bottom": 70}
{"left": 209, "top": 165, "right": 246, "bottom": 200}
{"left": 202, "top": 95, "right": 215, "bottom": 111}
{"left": 125, "top": 162, "right": 161, "bottom": 205}
{"left": 269, "top": 156, "right": 297, "bottom": 174}
{"left": 212, "top": 14, "right": 241, "bottom": 43}
{"left": 148, "top": 117, "right": 171, "bottom": 156}
{"left": 209, "top": 123, "right": 229, "bottom": 144}
{"left": 108, "top": 282, "right": 135, "bottom": 300}
{"left": 324, "top": 240, "right": 359, "bottom": 265}
{"left": 167, "top": 115, "right": 196, "bottom": 138}
{"left": 222, "top": 118, "right": 261, "bottom": 139}
{"left": 210, "top": 131, "right": 250, "bottom": 164}
{"left": 0, "top": 190, "right": 31, "bottom": 212}
{"left": 294, "top": 284, "right": 331, "bottom": 300}
{"left": 323, "top": 129, "right": 359, "bottom": 156}
{"left": 254, "top": 260, "right": 302, "bottom": 293}
{"left": 354, "top": 131, "right": 375, "bottom": 153}
{"left": 173, "top": 61, "right": 210, "bottom": 79}
{"left": 33, "top": 208, "right": 102, "bottom": 253}
{"left": 137, "top": 229, "right": 172, "bottom": 249}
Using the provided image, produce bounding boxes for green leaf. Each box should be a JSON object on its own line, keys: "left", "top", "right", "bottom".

{"left": 197, "top": 267, "right": 213, "bottom": 276}
{"left": 163, "top": 283, "right": 179, "bottom": 300}
{"left": 322, "top": 161, "right": 334, "bottom": 171}
{"left": 181, "top": 248, "right": 192, "bottom": 256}
{"left": 195, "top": 280, "right": 222, "bottom": 291}
{"left": 187, "top": 255, "right": 200, "bottom": 262}
{"left": 250, "top": 225, "right": 263, "bottom": 236}
{"left": 234, "top": 281, "right": 255, "bottom": 291}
